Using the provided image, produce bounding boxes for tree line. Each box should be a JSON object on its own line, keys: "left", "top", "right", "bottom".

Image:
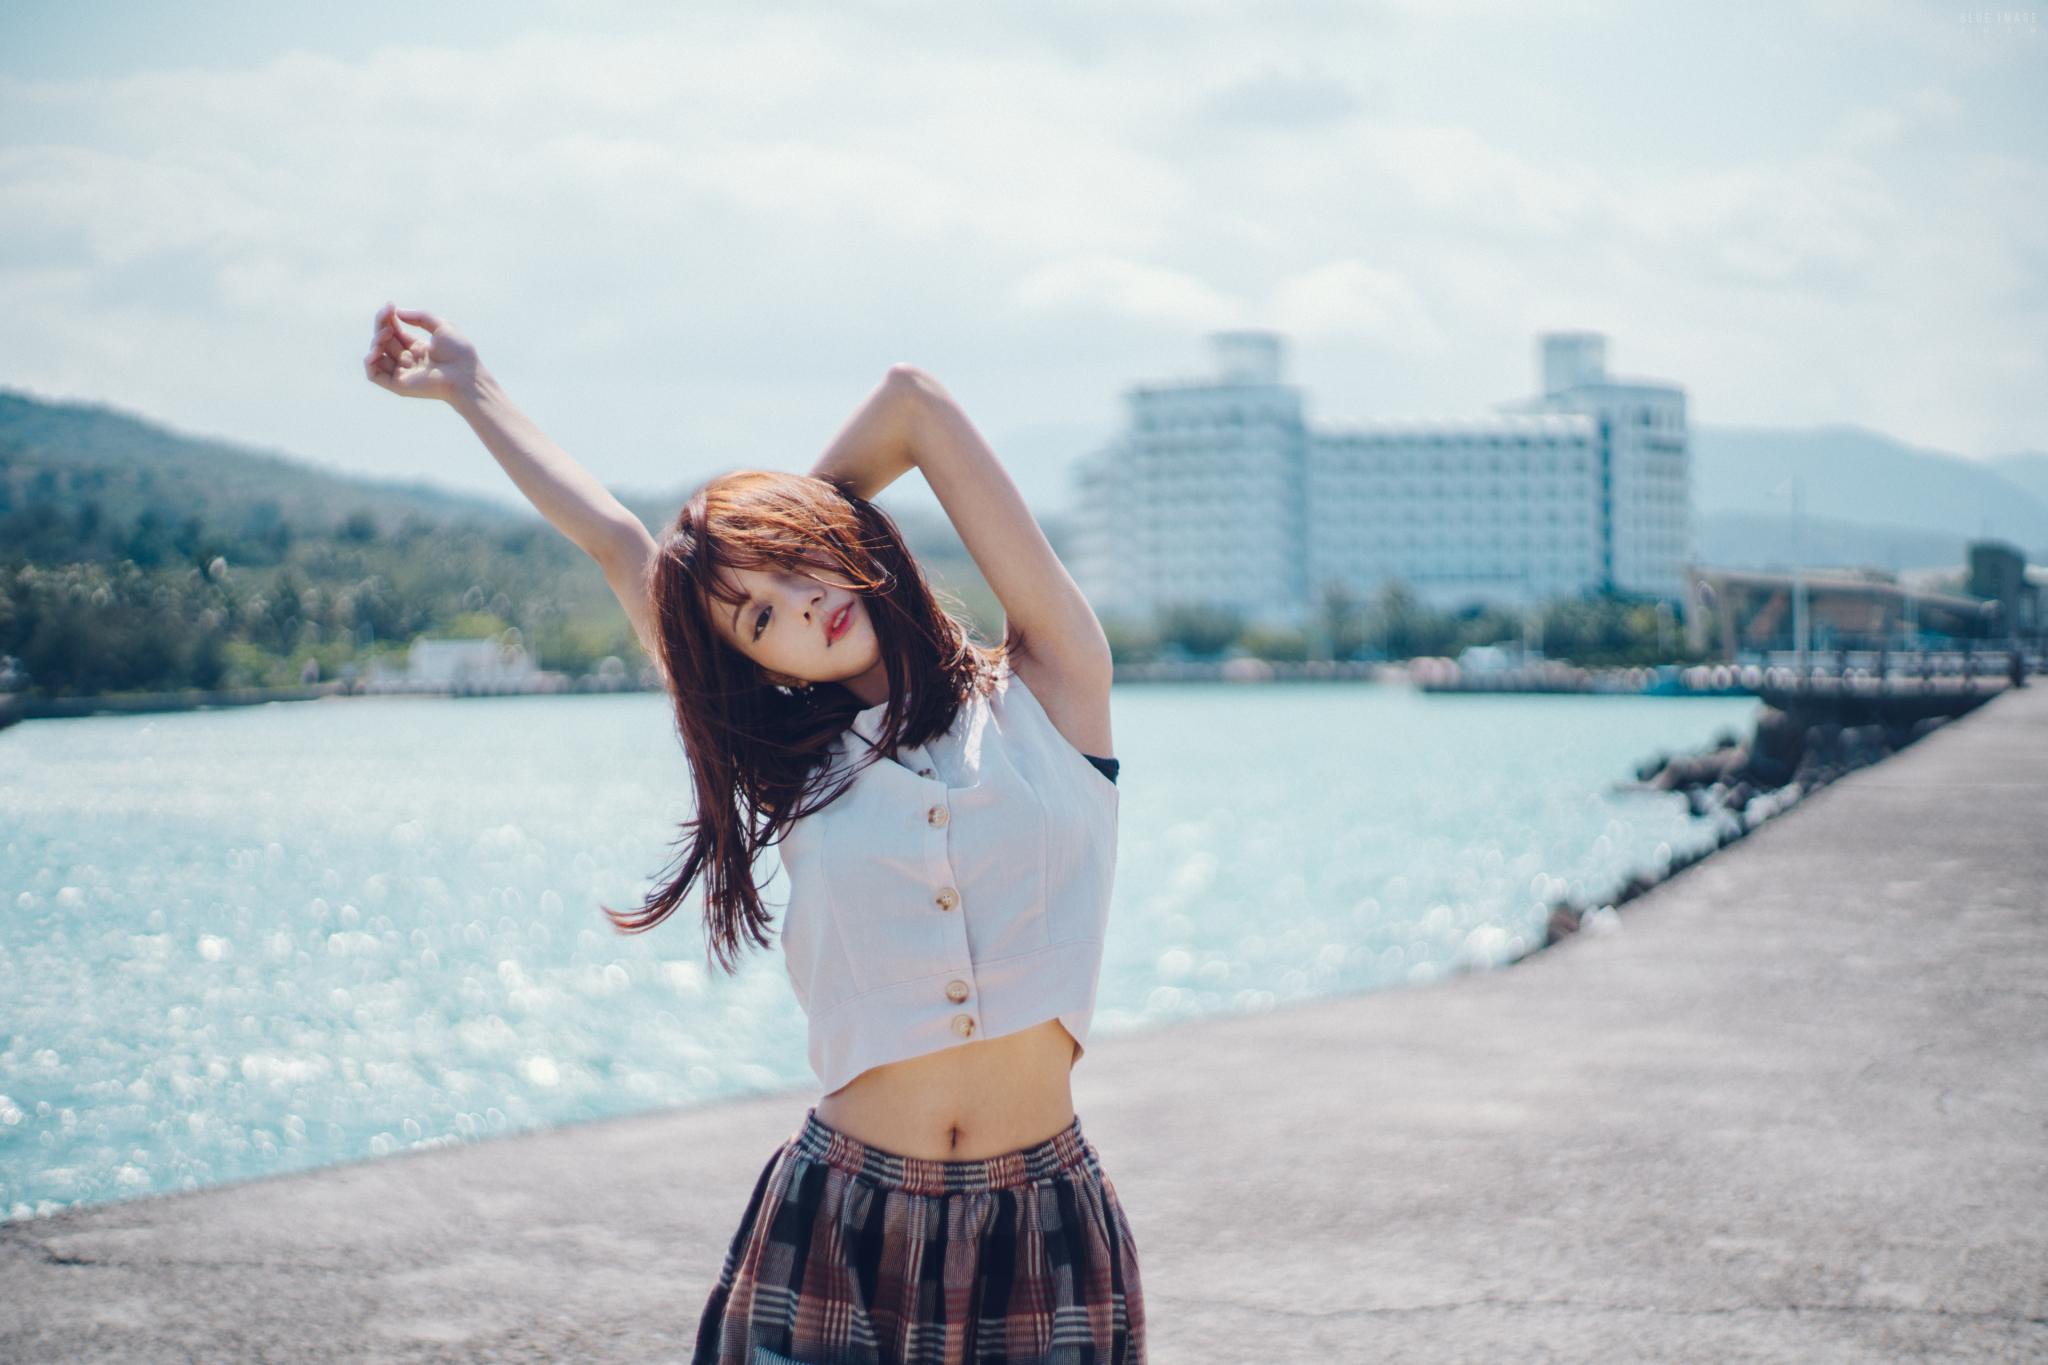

{"left": 1102, "top": 579, "right": 1703, "bottom": 669}
{"left": 1, "top": 500, "right": 642, "bottom": 698}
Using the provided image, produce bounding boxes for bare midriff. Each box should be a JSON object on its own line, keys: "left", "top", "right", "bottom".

{"left": 814, "top": 1018, "right": 1080, "bottom": 1161}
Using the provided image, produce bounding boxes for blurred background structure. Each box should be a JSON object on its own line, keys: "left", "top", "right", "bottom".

{"left": 1071, "top": 329, "right": 1689, "bottom": 622}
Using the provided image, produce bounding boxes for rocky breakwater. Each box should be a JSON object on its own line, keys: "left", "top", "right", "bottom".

{"left": 1539, "top": 703, "right": 1959, "bottom": 949}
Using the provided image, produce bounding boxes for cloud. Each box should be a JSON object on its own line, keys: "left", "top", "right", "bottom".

{"left": 1199, "top": 68, "right": 1365, "bottom": 129}
{"left": 1611, "top": 157, "right": 1900, "bottom": 288}
{"left": 1270, "top": 261, "right": 1444, "bottom": 349}
{"left": 1832, "top": 87, "right": 1964, "bottom": 151}
{"left": 1011, "top": 256, "right": 1239, "bottom": 328}
{"left": 1361, "top": 124, "right": 1598, "bottom": 235}
{"left": 0, "top": 2, "right": 2042, "bottom": 512}
{"left": 1800, "top": 0, "right": 2009, "bottom": 65}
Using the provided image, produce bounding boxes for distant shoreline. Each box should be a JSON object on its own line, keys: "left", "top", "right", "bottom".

{"left": 0, "top": 677, "right": 656, "bottom": 728}
{"left": 11, "top": 657, "right": 2005, "bottom": 727}
{"left": 0, "top": 666, "right": 1634, "bottom": 727}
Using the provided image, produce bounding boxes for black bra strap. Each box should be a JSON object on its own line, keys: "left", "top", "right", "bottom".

{"left": 1083, "top": 754, "right": 1119, "bottom": 785}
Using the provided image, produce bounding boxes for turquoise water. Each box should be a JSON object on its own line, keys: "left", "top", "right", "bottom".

{"left": 0, "top": 686, "right": 1754, "bottom": 1214}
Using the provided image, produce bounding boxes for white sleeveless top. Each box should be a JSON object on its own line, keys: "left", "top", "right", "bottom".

{"left": 775, "top": 670, "right": 1118, "bottom": 1094}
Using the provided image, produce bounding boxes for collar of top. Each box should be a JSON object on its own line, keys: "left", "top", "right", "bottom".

{"left": 846, "top": 699, "right": 892, "bottom": 753}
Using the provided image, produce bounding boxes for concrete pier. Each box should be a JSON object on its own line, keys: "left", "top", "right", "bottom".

{"left": 5, "top": 689, "right": 2046, "bottom": 1363}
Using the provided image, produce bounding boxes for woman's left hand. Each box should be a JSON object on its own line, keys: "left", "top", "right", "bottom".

{"left": 363, "top": 303, "right": 481, "bottom": 404}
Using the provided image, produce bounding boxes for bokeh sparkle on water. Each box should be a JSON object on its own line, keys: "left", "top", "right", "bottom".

{"left": 0, "top": 686, "right": 1755, "bottom": 1213}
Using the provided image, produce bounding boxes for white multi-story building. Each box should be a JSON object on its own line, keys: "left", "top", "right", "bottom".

{"left": 1071, "top": 334, "right": 1309, "bottom": 623}
{"left": 1071, "top": 331, "right": 1689, "bottom": 623}
{"left": 1513, "top": 332, "right": 1691, "bottom": 602}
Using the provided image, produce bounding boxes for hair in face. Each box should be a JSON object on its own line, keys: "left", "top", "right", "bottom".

{"left": 608, "top": 470, "right": 995, "bottom": 968}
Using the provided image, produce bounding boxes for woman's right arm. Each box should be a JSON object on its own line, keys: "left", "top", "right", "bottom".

{"left": 364, "top": 304, "right": 660, "bottom": 656}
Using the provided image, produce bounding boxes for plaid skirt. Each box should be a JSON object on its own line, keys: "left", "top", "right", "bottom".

{"left": 694, "top": 1112, "right": 1144, "bottom": 1365}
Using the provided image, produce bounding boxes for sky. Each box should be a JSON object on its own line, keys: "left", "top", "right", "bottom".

{"left": 1, "top": 0, "right": 2043, "bottom": 513}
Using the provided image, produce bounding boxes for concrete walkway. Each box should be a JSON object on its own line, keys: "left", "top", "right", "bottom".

{"left": 5, "top": 689, "right": 2046, "bottom": 1364}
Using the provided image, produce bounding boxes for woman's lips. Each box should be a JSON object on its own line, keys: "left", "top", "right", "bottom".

{"left": 825, "top": 603, "right": 852, "bottom": 645}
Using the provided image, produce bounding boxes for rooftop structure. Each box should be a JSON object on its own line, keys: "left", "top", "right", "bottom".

{"left": 1686, "top": 566, "right": 1993, "bottom": 658}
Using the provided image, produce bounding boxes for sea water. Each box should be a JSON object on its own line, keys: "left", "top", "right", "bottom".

{"left": 0, "top": 685, "right": 1755, "bottom": 1213}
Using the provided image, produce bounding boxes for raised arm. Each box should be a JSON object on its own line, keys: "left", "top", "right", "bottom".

{"left": 810, "top": 366, "right": 1112, "bottom": 756}
{"left": 363, "top": 305, "right": 660, "bottom": 657}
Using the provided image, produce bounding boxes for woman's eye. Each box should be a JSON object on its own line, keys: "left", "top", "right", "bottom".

{"left": 752, "top": 607, "right": 771, "bottom": 639}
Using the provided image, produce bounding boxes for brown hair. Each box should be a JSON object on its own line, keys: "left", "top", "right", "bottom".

{"left": 606, "top": 470, "right": 994, "bottom": 967}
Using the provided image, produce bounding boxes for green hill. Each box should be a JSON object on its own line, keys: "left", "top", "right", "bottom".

{"left": 1693, "top": 512, "right": 1964, "bottom": 575}
{"left": 0, "top": 389, "right": 523, "bottom": 565}
{"left": 1987, "top": 451, "right": 2048, "bottom": 516}
{"left": 1691, "top": 425, "right": 2048, "bottom": 561}
{"left": 0, "top": 390, "right": 638, "bottom": 696}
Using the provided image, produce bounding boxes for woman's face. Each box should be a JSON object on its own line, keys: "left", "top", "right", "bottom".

{"left": 709, "top": 564, "right": 890, "bottom": 706}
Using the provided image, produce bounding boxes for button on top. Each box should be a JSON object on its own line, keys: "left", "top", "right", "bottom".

{"left": 945, "top": 979, "right": 971, "bottom": 1004}
{"left": 926, "top": 805, "right": 950, "bottom": 829}
{"left": 917, "top": 767, "right": 935, "bottom": 779}
{"left": 951, "top": 1014, "right": 976, "bottom": 1039}
{"left": 934, "top": 887, "right": 960, "bottom": 912}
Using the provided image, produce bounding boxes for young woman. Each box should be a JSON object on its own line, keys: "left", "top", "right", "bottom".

{"left": 364, "top": 304, "right": 1143, "bottom": 1365}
